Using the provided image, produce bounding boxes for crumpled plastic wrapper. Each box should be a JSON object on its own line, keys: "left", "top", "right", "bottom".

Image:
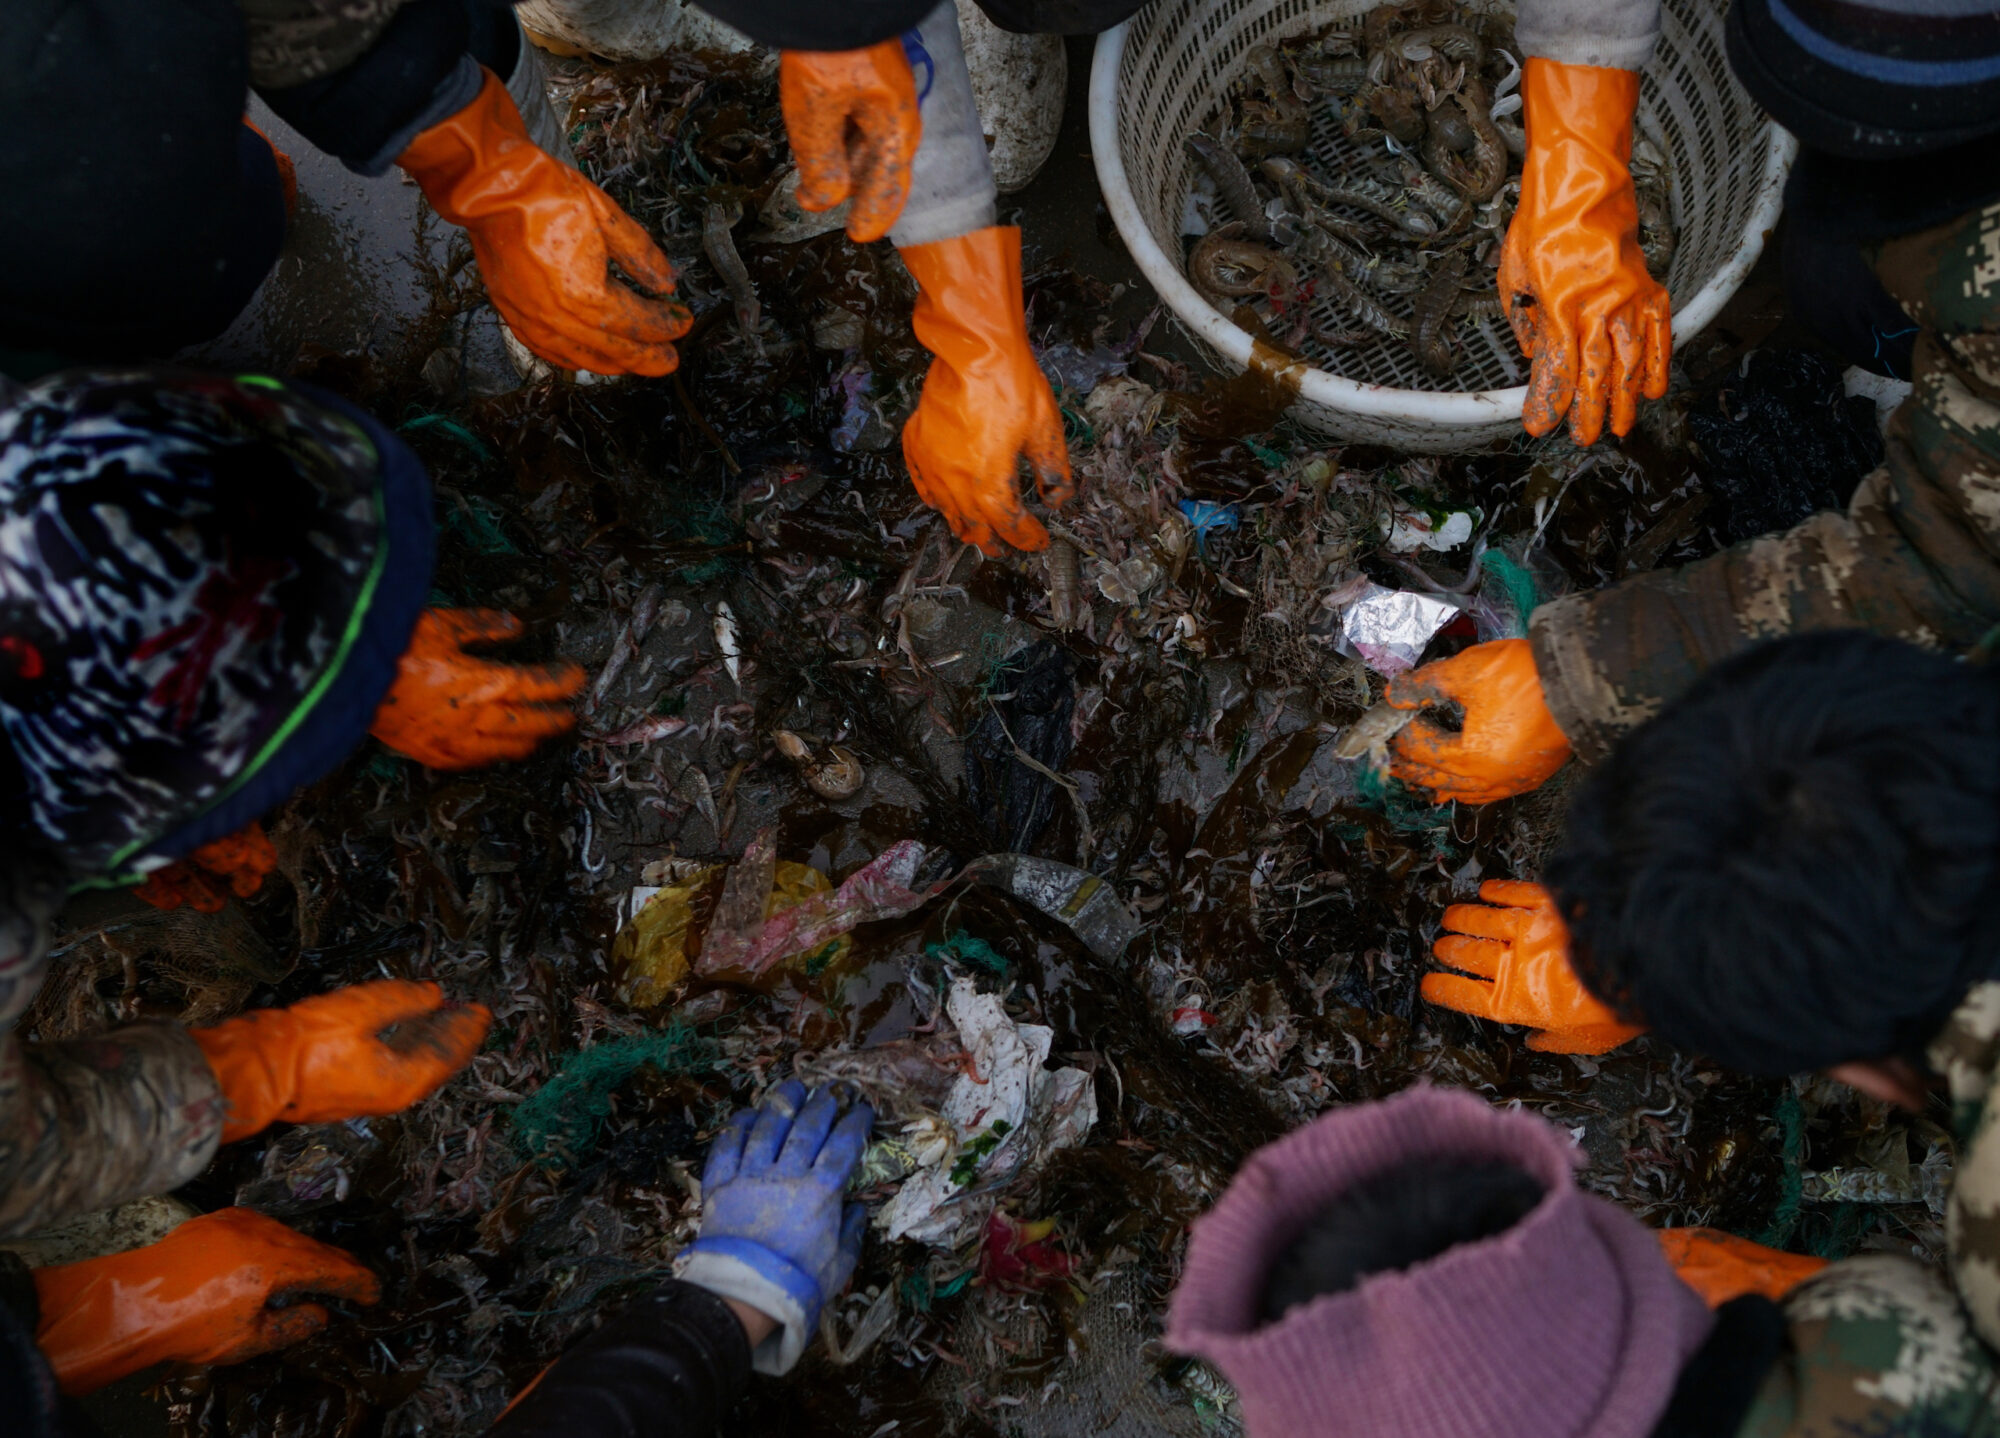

{"left": 1335, "top": 584, "right": 1463, "bottom": 677}
{"left": 876, "top": 976, "right": 1097, "bottom": 1247}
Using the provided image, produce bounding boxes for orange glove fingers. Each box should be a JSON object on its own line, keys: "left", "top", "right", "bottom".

{"left": 1438, "top": 902, "right": 1526, "bottom": 944}
{"left": 780, "top": 43, "right": 921, "bottom": 242}
{"left": 1526, "top": 1023, "right": 1641, "bottom": 1055}
{"left": 590, "top": 191, "right": 683, "bottom": 298}
{"left": 34, "top": 1210, "right": 380, "bottom": 1394}
{"left": 133, "top": 865, "right": 226, "bottom": 913}
{"left": 1478, "top": 878, "right": 1555, "bottom": 909}
{"left": 1518, "top": 314, "right": 1578, "bottom": 440}
{"left": 1569, "top": 297, "right": 1619, "bottom": 447}
{"left": 239, "top": 1303, "right": 330, "bottom": 1362}
{"left": 430, "top": 607, "right": 522, "bottom": 646}
{"left": 1659, "top": 1228, "right": 1829, "bottom": 1307}
{"left": 1431, "top": 933, "right": 1510, "bottom": 979}
{"left": 1420, "top": 971, "right": 1514, "bottom": 1021}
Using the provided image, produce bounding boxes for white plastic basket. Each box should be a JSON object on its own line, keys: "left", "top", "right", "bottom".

{"left": 1089, "top": 0, "right": 1797, "bottom": 450}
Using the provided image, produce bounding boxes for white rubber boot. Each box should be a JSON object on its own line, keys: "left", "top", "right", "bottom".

{"left": 954, "top": 0, "right": 1065, "bottom": 194}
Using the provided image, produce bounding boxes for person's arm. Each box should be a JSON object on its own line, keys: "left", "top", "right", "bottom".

{"left": 488, "top": 1085, "right": 874, "bottom": 1435}
{"left": 1529, "top": 203, "right": 2000, "bottom": 762}
{"left": 1512, "top": 0, "right": 1661, "bottom": 72}
{"left": 485, "top": 1283, "right": 757, "bottom": 1438}
{"left": 0, "top": 848, "right": 225, "bottom": 1238}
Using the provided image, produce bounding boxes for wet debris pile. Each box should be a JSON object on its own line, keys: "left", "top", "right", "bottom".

{"left": 16, "top": 41, "right": 1941, "bottom": 1438}
{"left": 1183, "top": 0, "right": 1675, "bottom": 380}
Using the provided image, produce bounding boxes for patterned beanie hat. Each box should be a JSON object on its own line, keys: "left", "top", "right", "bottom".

{"left": 0, "top": 369, "right": 432, "bottom": 879}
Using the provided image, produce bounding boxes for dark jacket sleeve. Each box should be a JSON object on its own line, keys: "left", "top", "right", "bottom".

{"left": 251, "top": 0, "right": 525, "bottom": 175}
{"left": 1529, "top": 199, "right": 2000, "bottom": 761}
{"left": 486, "top": 1282, "right": 755, "bottom": 1438}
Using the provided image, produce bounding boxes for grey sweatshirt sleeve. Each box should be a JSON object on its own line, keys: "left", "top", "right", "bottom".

{"left": 888, "top": 1, "right": 1000, "bottom": 249}
{"left": 1513, "top": 0, "right": 1661, "bottom": 70}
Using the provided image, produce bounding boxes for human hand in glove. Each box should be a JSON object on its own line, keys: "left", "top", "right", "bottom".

{"left": 370, "top": 609, "right": 584, "bottom": 770}
{"left": 679, "top": 1081, "right": 875, "bottom": 1374}
{"left": 399, "top": 69, "right": 692, "bottom": 376}
{"left": 192, "top": 979, "right": 491, "bottom": 1143}
{"left": 1425, "top": 880, "right": 1645, "bottom": 1054}
{"left": 1386, "top": 638, "right": 1571, "bottom": 804}
{"left": 1657, "top": 1227, "right": 1828, "bottom": 1308}
{"left": 32, "top": 1208, "right": 380, "bottom": 1394}
{"left": 901, "top": 227, "right": 1072, "bottom": 556}
{"left": 781, "top": 42, "right": 922, "bottom": 244}
{"left": 1499, "top": 59, "right": 1670, "bottom": 446}
{"left": 133, "top": 821, "right": 279, "bottom": 912}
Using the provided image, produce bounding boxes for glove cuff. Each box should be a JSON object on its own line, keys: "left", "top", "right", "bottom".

{"left": 677, "top": 1240, "right": 815, "bottom": 1375}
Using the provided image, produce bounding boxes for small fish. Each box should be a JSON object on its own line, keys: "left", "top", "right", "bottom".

{"left": 586, "top": 582, "right": 664, "bottom": 715}
{"left": 713, "top": 601, "right": 741, "bottom": 685}
{"left": 594, "top": 714, "right": 689, "bottom": 746}
{"left": 1334, "top": 698, "right": 1418, "bottom": 762}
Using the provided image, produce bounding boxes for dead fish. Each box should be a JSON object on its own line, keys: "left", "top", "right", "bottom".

{"left": 586, "top": 582, "right": 664, "bottom": 715}
{"left": 1334, "top": 697, "right": 1418, "bottom": 762}
{"left": 594, "top": 714, "right": 690, "bottom": 746}
{"left": 713, "top": 601, "right": 741, "bottom": 685}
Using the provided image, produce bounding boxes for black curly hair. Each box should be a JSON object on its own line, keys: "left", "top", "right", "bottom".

{"left": 1546, "top": 631, "right": 2000, "bottom": 1076}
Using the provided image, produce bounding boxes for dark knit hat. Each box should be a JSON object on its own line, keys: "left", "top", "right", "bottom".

{"left": 0, "top": 370, "right": 433, "bottom": 881}
{"left": 688, "top": 0, "right": 934, "bottom": 52}
{"left": 1727, "top": 0, "right": 2000, "bottom": 157}
{"left": 1167, "top": 1085, "right": 1715, "bottom": 1438}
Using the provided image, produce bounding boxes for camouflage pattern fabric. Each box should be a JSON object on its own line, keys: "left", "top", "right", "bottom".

{"left": 1739, "top": 1252, "right": 2000, "bottom": 1437}
{"left": 239, "top": 0, "right": 418, "bottom": 89}
{"left": 0, "top": 848, "right": 222, "bottom": 1239}
{"left": 1530, "top": 201, "right": 2000, "bottom": 761}
{"left": 1930, "top": 981, "right": 2000, "bottom": 1357}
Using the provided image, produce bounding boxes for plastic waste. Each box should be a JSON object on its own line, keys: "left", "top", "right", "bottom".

{"left": 1688, "top": 350, "right": 1884, "bottom": 545}
{"left": 1334, "top": 584, "right": 1462, "bottom": 677}
{"left": 695, "top": 834, "right": 941, "bottom": 981}
{"left": 966, "top": 853, "right": 1141, "bottom": 959}
{"left": 876, "top": 976, "right": 1098, "bottom": 1246}
{"left": 612, "top": 848, "right": 858, "bottom": 1002}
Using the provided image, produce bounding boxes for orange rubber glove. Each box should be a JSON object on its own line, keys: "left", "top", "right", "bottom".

{"left": 398, "top": 69, "right": 692, "bottom": 376}
{"left": 1658, "top": 1228, "right": 1829, "bottom": 1308}
{"left": 33, "top": 1208, "right": 380, "bottom": 1395}
{"left": 1498, "top": 59, "right": 1670, "bottom": 446}
{"left": 1425, "top": 879, "right": 1645, "bottom": 1054}
{"left": 1386, "top": 638, "right": 1572, "bottom": 805}
{"left": 192, "top": 979, "right": 491, "bottom": 1143}
{"left": 369, "top": 608, "right": 584, "bottom": 770}
{"left": 781, "top": 42, "right": 922, "bottom": 244}
{"left": 900, "top": 227, "right": 1072, "bottom": 556}
{"left": 134, "top": 821, "right": 279, "bottom": 912}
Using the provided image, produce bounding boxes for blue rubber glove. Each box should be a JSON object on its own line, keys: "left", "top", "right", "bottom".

{"left": 678, "top": 1081, "right": 874, "bottom": 1374}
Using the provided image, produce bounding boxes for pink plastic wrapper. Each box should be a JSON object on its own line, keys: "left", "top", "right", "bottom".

{"left": 694, "top": 836, "right": 941, "bottom": 978}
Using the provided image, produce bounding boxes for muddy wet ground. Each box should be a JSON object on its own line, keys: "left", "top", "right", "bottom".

{"left": 38, "top": 38, "right": 1948, "bottom": 1438}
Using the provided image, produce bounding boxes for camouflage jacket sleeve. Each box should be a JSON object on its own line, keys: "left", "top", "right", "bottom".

{"left": 1529, "top": 200, "right": 2000, "bottom": 762}
{"left": 1737, "top": 1253, "right": 2000, "bottom": 1438}
{"left": 0, "top": 854, "right": 223, "bottom": 1240}
{"left": 1927, "top": 982, "right": 2000, "bottom": 1353}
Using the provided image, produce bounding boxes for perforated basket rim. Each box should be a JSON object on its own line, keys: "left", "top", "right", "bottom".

{"left": 1087, "top": 7, "right": 1798, "bottom": 433}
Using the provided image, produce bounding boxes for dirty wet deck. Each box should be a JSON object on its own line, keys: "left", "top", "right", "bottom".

{"left": 39, "top": 38, "right": 1947, "bottom": 1438}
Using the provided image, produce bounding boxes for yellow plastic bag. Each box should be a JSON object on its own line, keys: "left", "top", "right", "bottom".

{"left": 612, "top": 861, "right": 851, "bottom": 1006}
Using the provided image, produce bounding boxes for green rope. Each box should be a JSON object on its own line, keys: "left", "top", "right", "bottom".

{"left": 1752, "top": 1090, "right": 1807, "bottom": 1249}
{"left": 397, "top": 412, "right": 492, "bottom": 462}
{"left": 512, "top": 1028, "right": 708, "bottom": 1168}
{"left": 1481, "top": 550, "right": 1542, "bottom": 639}
{"left": 925, "top": 931, "right": 1009, "bottom": 976}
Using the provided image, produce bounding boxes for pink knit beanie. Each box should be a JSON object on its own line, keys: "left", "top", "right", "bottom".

{"left": 1166, "top": 1084, "right": 1713, "bottom": 1438}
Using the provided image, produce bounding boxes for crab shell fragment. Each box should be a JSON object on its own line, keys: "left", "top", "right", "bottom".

{"left": 773, "top": 730, "right": 867, "bottom": 800}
